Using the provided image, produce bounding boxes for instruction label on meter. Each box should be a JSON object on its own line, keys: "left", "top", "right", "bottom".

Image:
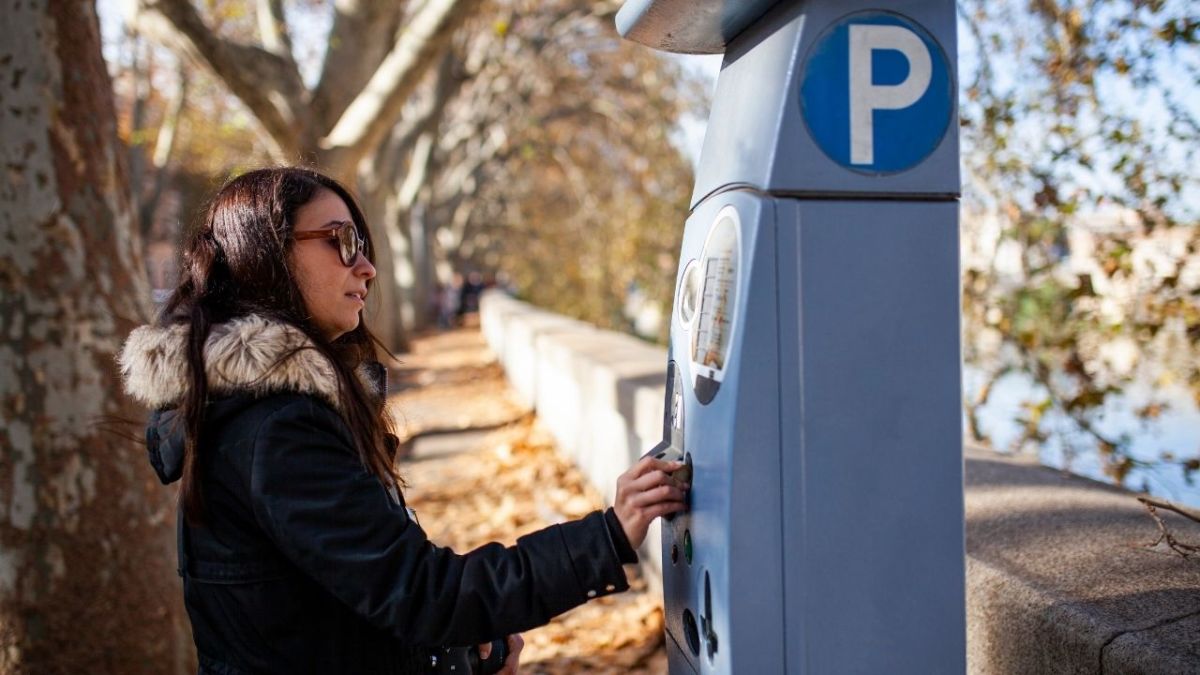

{"left": 689, "top": 206, "right": 741, "bottom": 404}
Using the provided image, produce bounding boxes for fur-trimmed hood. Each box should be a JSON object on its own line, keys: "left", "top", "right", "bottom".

{"left": 119, "top": 314, "right": 382, "bottom": 414}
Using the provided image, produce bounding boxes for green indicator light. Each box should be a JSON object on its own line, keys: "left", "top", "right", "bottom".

{"left": 684, "top": 529, "right": 693, "bottom": 564}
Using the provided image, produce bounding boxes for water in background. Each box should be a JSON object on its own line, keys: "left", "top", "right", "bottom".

{"left": 965, "top": 365, "right": 1200, "bottom": 507}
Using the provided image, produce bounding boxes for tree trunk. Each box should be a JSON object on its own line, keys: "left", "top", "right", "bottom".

{"left": 410, "top": 198, "right": 437, "bottom": 333}
{"left": 0, "top": 2, "right": 191, "bottom": 673}
{"left": 140, "top": 65, "right": 188, "bottom": 238}
{"left": 386, "top": 191, "right": 421, "bottom": 334}
{"left": 358, "top": 182, "right": 409, "bottom": 353}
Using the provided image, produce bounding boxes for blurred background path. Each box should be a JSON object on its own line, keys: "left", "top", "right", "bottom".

{"left": 389, "top": 322, "right": 668, "bottom": 674}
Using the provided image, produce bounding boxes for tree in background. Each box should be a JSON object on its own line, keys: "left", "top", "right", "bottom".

{"left": 959, "top": 0, "right": 1199, "bottom": 492}
{"left": 134, "top": 0, "right": 484, "bottom": 349}
{"left": 412, "top": 0, "right": 700, "bottom": 342}
{"left": 119, "top": 0, "right": 700, "bottom": 344}
{"left": 0, "top": 1, "right": 190, "bottom": 672}
{"left": 109, "top": 18, "right": 279, "bottom": 302}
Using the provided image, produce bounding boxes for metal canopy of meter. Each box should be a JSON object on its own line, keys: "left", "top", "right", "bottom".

{"left": 615, "top": 0, "right": 780, "bottom": 53}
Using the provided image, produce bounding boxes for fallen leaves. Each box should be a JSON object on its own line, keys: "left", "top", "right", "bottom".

{"left": 394, "top": 327, "right": 667, "bottom": 674}
{"left": 388, "top": 370, "right": 529, "bottom": 442}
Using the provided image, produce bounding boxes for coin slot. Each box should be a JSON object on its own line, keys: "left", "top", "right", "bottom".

{"left": 703, "top": 570, "right": 718, "bottom": 660}
{"left": 666, "top": 451, "right": 691, "bottom": 523}
{"left": 684, "top": 452, "right": 693, "bottom": 512}
{"left": 683, "top": 608, "right": 701, "bottom": 656}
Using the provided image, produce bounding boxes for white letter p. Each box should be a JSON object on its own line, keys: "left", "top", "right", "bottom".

{"left": 848, "top": 24, "right": 931, "bottom": 165}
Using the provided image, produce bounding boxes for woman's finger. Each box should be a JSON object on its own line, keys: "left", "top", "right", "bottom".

{"left": 498, "top": 633, "right": 524, "bottom": 675}
{"left": 648, "top": 501, "right": 688, "bottom": 519}
{"left": 626, "top": 469, "right": 675, "bottom": 494}
{"left": 630, "top": 484, "right": 687, "bottom": 508}
{"left": 625, "top": 469, "right": 666, "bottom": 493}
{"left": 630, "top": 456, "right": 685, "bottom": 479}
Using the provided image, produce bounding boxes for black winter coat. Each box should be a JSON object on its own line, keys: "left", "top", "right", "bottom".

{"left": 121, "top": 316, "right": 636, "bottom": 675}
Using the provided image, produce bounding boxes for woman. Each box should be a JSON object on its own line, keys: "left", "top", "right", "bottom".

{"left": 119, "top": 167, "right": 688, "bottom": 674}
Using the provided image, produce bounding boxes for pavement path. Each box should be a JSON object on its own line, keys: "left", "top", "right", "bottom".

{"left": 388, "top": 326, "right": 667, "bottom": 674}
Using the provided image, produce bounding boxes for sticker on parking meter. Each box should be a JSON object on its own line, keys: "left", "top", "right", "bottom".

{"left": 689, "top": 207, "right": 740, "bottom": 405}
{"left": 800, "top": 12, "right": 952, "bottom": 174}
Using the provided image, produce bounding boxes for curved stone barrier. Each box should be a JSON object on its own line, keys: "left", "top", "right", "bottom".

{"left": 480, "top": 290, "right": 1200, "bottom": 673}
{"left": 480, "top": 291, "right": 668, "bottom": 577}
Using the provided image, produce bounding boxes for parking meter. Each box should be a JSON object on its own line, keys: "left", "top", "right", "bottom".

{"left": 618, "top": 1, "right": 966, "bottom": 672}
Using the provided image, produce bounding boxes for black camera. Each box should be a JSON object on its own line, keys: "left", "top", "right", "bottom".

{"left": 428, "top": 638, "right": 507, "bottom": 674}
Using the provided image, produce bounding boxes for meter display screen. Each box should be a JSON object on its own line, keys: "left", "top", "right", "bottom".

{"left": 689, "top": 207, "right": 740, "bottom": 404}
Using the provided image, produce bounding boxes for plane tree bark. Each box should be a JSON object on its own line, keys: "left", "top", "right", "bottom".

{"left": 0, "top": 1, "right": 190, "bottom": 672}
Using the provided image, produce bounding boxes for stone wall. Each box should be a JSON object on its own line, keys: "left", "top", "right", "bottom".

{"left": 481, "top": 291, "right": 668, "bottom": 577}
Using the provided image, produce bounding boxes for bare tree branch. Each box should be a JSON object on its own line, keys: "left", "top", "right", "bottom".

{"left": 140, "top": 66, "right": 188, "bottom": 238}
{"left": 138, "top": 0, "right": 309, "bottom": 158}
{"left": 310, "top": 0, "right": 407, "bottom": 135}
{"left": 378, "top": 51, "right": 465, "bottom": 191}
{"left": 1139, "top": 497, "right": 1200, "bottom": 526}
{"left": 255, "top": 0, "right": 295, "bottom": 63}
{"left": 397, "top": 131, "right": 437, "bottom": 212}
{"left": 320, "top": 0, "right": 482, "bottom": 175}
{"left": 127, "top": 27, "right": 149, "bottom": 210}
{"left": 1138, "top": 497, "right": 1200, "bottom": 559}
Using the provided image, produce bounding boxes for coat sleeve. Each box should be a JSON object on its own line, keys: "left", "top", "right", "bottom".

{"left": 248, "top": 397, "right": 631, "bottom": 648}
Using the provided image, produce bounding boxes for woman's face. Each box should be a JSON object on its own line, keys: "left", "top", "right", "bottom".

{"left": 291, "top": 188, "right": 376, "bottom": 341}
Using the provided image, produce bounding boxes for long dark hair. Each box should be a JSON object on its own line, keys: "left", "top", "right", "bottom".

{"left": 164, "top": 167, "right": 398, "bottom": 525}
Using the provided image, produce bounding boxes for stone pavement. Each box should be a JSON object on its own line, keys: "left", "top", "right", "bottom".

{"left": 387, "top": 326, "right": 668, "bottom": 674}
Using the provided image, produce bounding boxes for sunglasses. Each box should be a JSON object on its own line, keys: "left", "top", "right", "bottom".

{"left": 294, "top": 220, "right": 366, "bottom": 267}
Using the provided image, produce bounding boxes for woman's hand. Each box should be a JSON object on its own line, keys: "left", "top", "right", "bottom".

{"left": 479, "top": 634, "right": 524, "bottom": 674}
{"left": 614, "top": 456, "right": 689, "bottom": 549}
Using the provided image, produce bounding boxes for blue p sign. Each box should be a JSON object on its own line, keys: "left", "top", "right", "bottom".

{"left": 801, "top": 12, "right": 952, "bottom": 174}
